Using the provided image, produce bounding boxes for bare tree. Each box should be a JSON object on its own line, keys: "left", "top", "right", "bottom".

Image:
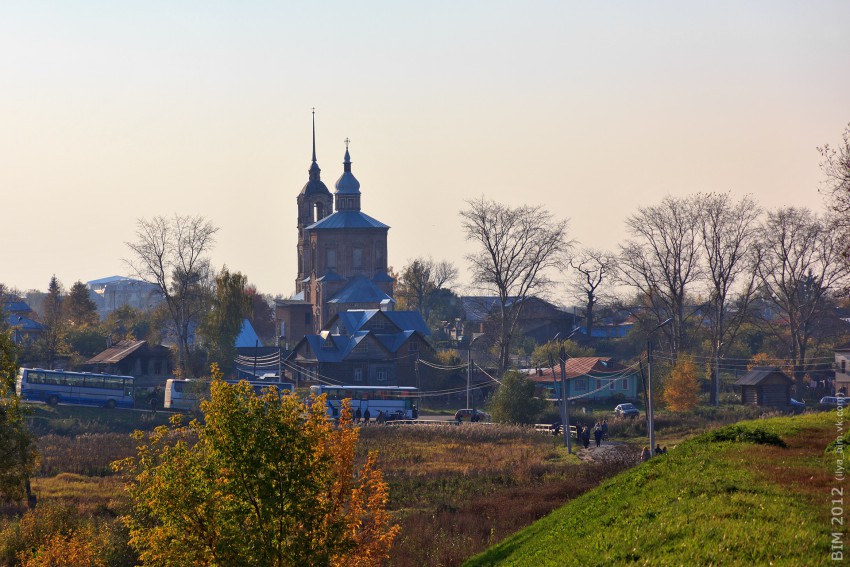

{"left": 569, "top": 248, "right": 613, "bottom": 338}
{"left": 433, "top": 260, "right": 459, "bottom": 290}
{"left": 619, "top": 195, "right": 701, "bottom": 359}
{"left": 460, "top": 197, "right": 570, "bottom": 374}
{"left": 754, "top": 207, "right": 848, "bottom": 398}
{"left": 126, "top": 214, "right": 218, "bottom": 377}
{"left": 696, "top": 193, "right": 762, "bottom": 404}
{"left": 396, "top": 257, "right": 459, "bottom": 321}
{"left": 819, "top": 122, "right": 850, "bottom": 261}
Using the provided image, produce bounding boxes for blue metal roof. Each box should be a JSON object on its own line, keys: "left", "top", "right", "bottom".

{"left": 317, "top": 270, "right": 346, "bottom": 282}
{"left": 307, "top": 211, "right": 388, "bottom": 230}
{"left": 301, "top": 178, "right": 331, "bottom": 196}
{"left": 235, "top": 319, "right": 261, "bottom": 348}
{"left": 303, "top": 330, "right": 385, "bottom": 362}
{"left": 385, "top": 311, "right": 430, "bottom": 335}
{"left": 334, "top": 310, "right": 375, "bottom": 333}
{"left": 372, "top": 271, "right": 395, "bottom": 283}
{"left": 375, "top": 330, "right": 415, "bottom": 352}
{"left": 5, "top": 314, "right": 44, "bottom": 331}
{"left": 2, "top": 301, "right": 33, "bottom": 314}
{"left": 327, "top": 276, "right": 394, "bottom": 305}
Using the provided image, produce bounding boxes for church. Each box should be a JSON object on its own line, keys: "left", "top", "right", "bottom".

{"left": 279, "top": 115, "right": 434, "bottom": 387}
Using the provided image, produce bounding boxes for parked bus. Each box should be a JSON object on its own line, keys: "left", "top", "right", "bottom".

{"left": 309, "top": 385, "right": 419, "bottom": 420}
{"left": 164, "top": 378, "right": 295, "bottom": 411}
{"left": 15, "top": 367, "right": 135, "bottom": 409}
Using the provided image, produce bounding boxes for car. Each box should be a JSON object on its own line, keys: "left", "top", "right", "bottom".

{"left": 614, "top": 403, "right": 640, "bottom": 418}
{"left": 789, "top": 398, "right": 805, "bottom": 412}
{"left": 820, "top": 396, "right": 846, "bottom": 408}
{"left": 454, "top": 408, "right": 491, "bottom": 423}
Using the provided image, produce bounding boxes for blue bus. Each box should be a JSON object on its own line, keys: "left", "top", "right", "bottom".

{"left": 309, "top": 385, "right": 419, "bottom": 420}
{"left": 15, "top": 367, "right": 136, "bottom": 409}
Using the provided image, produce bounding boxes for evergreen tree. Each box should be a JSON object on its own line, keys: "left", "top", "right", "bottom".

{"left": 38, "top": 276, "right": 67, "bottom": 369}
{"left": 65, "top": 281, "right": 99, "bottom": 327}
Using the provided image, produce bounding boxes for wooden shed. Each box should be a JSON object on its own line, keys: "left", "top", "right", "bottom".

{"left": 734, "top": 367, "right": 793, "bottom": 408}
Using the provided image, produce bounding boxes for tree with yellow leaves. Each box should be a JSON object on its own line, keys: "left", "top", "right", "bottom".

{"left": 115, "top": 366, "right": 398, "bottom": 566}
{"left": 663, "top": 354, "right": 701, "bottom": 412}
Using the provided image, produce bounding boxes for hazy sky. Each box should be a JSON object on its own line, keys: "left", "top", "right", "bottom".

{"left": 3, "top": 1, "right": 849, "bottom": 297}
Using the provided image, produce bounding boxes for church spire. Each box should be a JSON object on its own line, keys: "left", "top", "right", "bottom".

{"left": 309, "top": 108, "right": 321, "bottom": 181}
{"left": 343, "top": 137, "right": 352, "bottom": 173}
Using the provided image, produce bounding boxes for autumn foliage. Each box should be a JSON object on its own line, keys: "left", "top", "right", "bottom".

{"left": 663, "top": 355, "right": 700, "bottom": 412}
{"left": 115, "top": 368, "right": 398, "bottom": 566}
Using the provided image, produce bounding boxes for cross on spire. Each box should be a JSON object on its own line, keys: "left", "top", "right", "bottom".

{"left": 344, "top": 137, "right": 350, "bottom": 149}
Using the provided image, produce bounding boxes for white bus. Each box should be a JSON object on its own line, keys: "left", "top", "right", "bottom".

{"left": 15, "top": 368, "right": 135, "bottom": 409}
{"left": 164, "top": 378, "right": 295, "bottom": 411}
{"left": 309, "top": 385, "right": 419, "bottom": 420}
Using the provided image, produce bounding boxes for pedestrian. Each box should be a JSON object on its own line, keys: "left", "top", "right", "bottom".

{"left": 355, "top": 407, "right": 362, "bottom": 424}
{"left": 376, "top": 410, "right": 385, "bottom": 425}
{"left": 655, "top": 443, "right": 663, "bottom": 455}
{"left": 594, "top": 423, "right": 603, "bottom": 448}
{"left": 662, "top": 446, "right": 668, "bottom": 454}
{"left": 640, "top": 446, "right": 652, "bottom": 462}
{"left": 575, "top": 424, "right": 583, "bottom": 443}
{"left": 601, "top": 418, "right": 609, "bottom": 441}
{"left": 149, "top": 388, "right": 158, "bottom": 414}
{"left": 582, "top": 425, "right": 591, "bottom": 449}
{"left": 363, "top": 407, "right": 371, "bottom": 425}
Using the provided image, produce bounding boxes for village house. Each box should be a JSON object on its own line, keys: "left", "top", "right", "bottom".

{"left": 733, "top": 366, "right": 794, "bottom": 409}
{"left": 526, "top": 357, "right": 638, "bottom": 402}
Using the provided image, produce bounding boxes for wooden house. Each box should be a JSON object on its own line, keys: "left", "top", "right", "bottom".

{"left": 733, "top": 367, "right": 793, "bottom": 408}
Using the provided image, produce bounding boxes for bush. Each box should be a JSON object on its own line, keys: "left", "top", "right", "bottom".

{"left": 703, "top": 425, "right": 787, "bottom": 447}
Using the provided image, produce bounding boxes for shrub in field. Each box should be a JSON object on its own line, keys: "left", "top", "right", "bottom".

{"left": 703, "top": 424, "right": 787, "bottom": 447}
{"left": 0, "top": 502, "right": 135, "bottom": 566}
{"left": 486, "top": 371, "right": 547, "bottom": 424}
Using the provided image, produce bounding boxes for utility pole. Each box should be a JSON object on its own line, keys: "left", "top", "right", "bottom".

{"left": 647, "top": 318, "right": 672, "bottom": 455}
{"left": 278, "top": 335, "right": 284, "bottom": 383}
{"left": 467, "top": 333, "right": 484, "bottom": 409}
{"left": 559, "top": 345, "right": 571, "bottom": 452}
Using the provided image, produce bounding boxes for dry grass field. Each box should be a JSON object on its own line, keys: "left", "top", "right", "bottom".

{"left": 1, "top": 412, "right": 636, "bottom": 566}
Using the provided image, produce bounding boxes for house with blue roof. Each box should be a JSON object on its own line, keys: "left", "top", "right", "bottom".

{"left": 286, "top": 309, "right": 434, "bottom": 387}
{"left": 3, "top": 300, "right": 44, "bottom": 346}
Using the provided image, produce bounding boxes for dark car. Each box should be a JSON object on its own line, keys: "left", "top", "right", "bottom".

{"left": 614, "top": 403, "right": 640, "bottom": 418}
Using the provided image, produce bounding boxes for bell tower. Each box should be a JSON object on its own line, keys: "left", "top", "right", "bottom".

{"left": 295, "top": 109, "right": 333, "bottom": 293}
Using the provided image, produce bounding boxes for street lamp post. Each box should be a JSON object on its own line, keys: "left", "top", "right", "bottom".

{"left": 647, "top": 318, "right": 672, "bottom": 455}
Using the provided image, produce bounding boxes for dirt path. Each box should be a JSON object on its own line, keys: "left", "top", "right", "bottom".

{"left": 577, "top": 440, "right": 634, "bottom": 463}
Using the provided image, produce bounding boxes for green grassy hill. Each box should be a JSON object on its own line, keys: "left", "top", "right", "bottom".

{"left": 466, "top": 411, "right": 844, "bottom": 566}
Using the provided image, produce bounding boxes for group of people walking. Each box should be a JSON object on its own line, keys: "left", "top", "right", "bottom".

{"left": 574, "top": 419, "right": 608, "bottom": 449}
